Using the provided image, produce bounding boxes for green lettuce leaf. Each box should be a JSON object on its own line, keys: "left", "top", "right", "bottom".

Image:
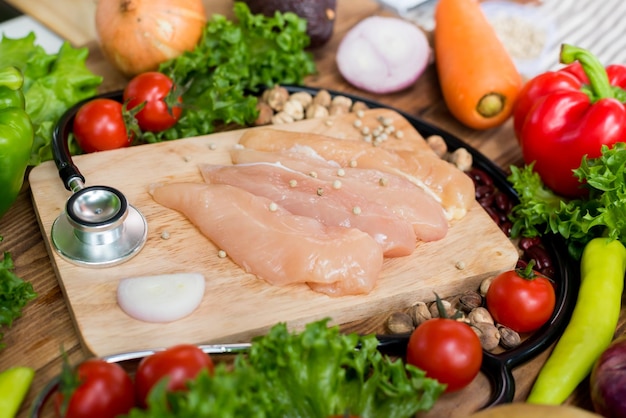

{"left": 124, "top": 319, "right": 444, "bottom": 418}
{"left": 0, "top": 32, "right": 102, "bottom": 165}
{"left": 508, "top": 142, "right": 626, "bottom": 259}
{"left": 144, "top": 2, "right": 316, "bottom": 143}
{"left": 0, "top": 251, "right": 37, "bottom": 349}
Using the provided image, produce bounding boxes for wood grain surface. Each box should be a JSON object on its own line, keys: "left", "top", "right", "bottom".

{"left": 1, "top": 0, "right": 625, "bottom": 417}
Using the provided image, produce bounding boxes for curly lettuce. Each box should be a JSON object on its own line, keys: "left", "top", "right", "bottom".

{"left": 0, "top": 32, "right": 103, "bottom": 165}
{"left": 146, "top": 2, "right": 317, "bottom": 143}
{"left": 0, "top": 250, "right": 37, "bottom": 350}
{"left": 125, "top": 319, "right": 444, "bottom": 418}
{"left": 508, "top": 142, "right": 626, "bottom": 259}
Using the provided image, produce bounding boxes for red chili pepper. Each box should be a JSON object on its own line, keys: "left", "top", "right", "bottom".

{"left": 513, "top": 44, "right": 626, "bottom": 198}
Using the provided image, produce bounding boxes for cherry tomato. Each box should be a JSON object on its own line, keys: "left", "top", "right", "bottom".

{"left": 486, "top": 261, "right": 556, "bottom": 333}
{"left": 123, "top": 72, "right": 182, "bottom": 133}
{"left": 135, "top": 344, "right": 214, "bottom": 407}
{"left": 54, "top": 359, "right": 135, "bottom": 418}
{"left": 406, "top": 317, "right": 482, "bottom": 392}
{"left": 73, "top": 98, "right": 133, "bottom": 153}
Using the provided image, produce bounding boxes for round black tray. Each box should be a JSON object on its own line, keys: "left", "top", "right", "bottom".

{"left": 36, "top": 85, "right": 579, "bottom": 416}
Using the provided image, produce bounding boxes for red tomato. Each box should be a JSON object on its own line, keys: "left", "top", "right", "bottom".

{"left": 73, "top": 98, "right": 133, "bottom": 153}
{"left": 123, "top": 72, "right": 182, "bottom": 132}
{"left": 135, "top": 344, "right": 214, "bottom": 407}
{"left": 406, "top": 318, "right": 482, "bottom": 392}
{"left": 54, "top": 359, "right": 135, "bottom": 418}
{"left": 486, "top": 263, "right": 556, "bottom": 333}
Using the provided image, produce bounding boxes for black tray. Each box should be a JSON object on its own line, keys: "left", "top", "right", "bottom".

{"left": 280, "top": 86, "right": 578, "bottom": 407}
{"left": 35, "top": 86, "right": 579, "bottom": 416}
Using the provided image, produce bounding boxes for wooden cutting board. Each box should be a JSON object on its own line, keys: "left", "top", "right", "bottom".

{"left": 29, "top": 108, "right": 519, "bottom": 357}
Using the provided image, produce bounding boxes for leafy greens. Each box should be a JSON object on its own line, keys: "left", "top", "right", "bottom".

{"left": 124, "top": 319, "right": 445, "bottom": 418}
{"left": 145, "top": 2, "right": 317, "bottom": 143}
{"left": 0, "top": 249, "right": 37, "bottom": 349}
{"left": 0, "top": 32, "right": 103, "bottom": 165}
{"left": 509, "top": 142, "right": 626, "bottom": 259}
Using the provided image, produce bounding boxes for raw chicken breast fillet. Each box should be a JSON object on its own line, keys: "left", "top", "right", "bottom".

{"left": 238, "top": 129, "right": 475, "bottom": 220}
{"left": 230, "top": 147, "right": 448, "bottom": 242}
{"left": 200, "top": 161, "right": 417, "bottom": 257}
{"left": 150, "top": 182, "right": 384, "bottom": 296}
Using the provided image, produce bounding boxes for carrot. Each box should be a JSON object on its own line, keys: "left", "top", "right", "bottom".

{"left": 434, "top": 0, "right": 523, "bottom": 130}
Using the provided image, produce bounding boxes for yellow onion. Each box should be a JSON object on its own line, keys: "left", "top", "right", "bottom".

{"left": 95, "top": 0, "right": 206, "bottom": 77}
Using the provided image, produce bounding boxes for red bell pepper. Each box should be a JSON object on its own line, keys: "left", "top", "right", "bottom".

{"left": 513, "top": 44, "right": 626, "bottom": 198}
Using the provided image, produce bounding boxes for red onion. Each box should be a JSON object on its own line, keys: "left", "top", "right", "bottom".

{"left": 590, "top": 335, "right": 626, "bottom": 417}
{"left": 336, "top": 16, "right": 431, "bottom": 94}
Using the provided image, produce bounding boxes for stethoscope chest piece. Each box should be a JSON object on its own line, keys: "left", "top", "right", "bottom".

{"left": 51, "top": 185, "right": 148, "bottom": 268}
{"left": 52, "top": 97, "right": 149, "bottom": 268}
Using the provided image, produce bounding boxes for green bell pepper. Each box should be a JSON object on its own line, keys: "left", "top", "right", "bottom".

{"left": 0, "top": 66, "right": 34, "bottom": 219}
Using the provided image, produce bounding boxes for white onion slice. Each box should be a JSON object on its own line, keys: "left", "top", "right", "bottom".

{"left": 336, "top": 16, "right": 431, "bottom": 94}
{"left": 117, "top": 273, "right": 206, "bottom": 323}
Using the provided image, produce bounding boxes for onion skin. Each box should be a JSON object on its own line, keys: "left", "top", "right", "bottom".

{"left": 590, "top": 335, "right": 626, "bottom": 418}
{"left": 95, "top": 0, "right": 206, "bottom": 77}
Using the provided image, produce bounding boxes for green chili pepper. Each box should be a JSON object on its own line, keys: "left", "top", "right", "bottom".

{"left": 0, "top": 66, "right": 34, "bottom": 219}
{"left": 0, "top": 366, "right": 34, "bottom": 418}
{"left": 527, "top": 237, "right": 626, "bottom": 404}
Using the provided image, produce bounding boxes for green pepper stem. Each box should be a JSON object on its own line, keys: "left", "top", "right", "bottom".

{"left": 0, "top": 66, "right": 24, "bottom": 91}
{"left": 560, "top": 44, "right": 614, "bottom": 101}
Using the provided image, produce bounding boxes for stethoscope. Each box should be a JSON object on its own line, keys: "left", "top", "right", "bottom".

{"left": 50, "top": 95, "right": 148, "bottom": 268}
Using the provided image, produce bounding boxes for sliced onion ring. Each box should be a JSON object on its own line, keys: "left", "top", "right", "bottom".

{"left": 117, "top": 273, "right": 206, "bottom": 323}
{"left": 336, "top": 16, "right": 431, "bottom": 94}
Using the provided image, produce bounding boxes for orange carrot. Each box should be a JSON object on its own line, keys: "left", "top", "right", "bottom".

{"left": 434, "top": 0, "right": 523, "bottom": 130}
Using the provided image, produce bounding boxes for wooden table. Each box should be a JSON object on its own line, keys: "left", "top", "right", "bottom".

{"left": 1, "top": 0, "right": 624, "bottom": 416}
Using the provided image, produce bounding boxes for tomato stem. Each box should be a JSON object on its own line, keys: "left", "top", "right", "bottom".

{"left": 517, "top": 259, "right": 538, "bottom": 280}
{"left": 433, "top": 292, "right": 463, "bottom": 320}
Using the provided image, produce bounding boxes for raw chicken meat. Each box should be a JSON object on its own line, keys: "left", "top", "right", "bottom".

{"left": 150, "top": 182, "right": 384, "bottom": 296}
{"left": 229, "top": 147, "right": 448, "bottom": 242}
{"left": 199, "top": 161, "right": 417, "bottom": 257}
{"left": 238, "top": 129, "right": 475, "bottom": 220}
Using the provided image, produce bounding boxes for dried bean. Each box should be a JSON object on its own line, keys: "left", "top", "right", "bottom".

{"left": 494, "top": 191, "right": 514, "bottom": 213}
{"left": 540, "top": 265, "right": 556, "bottom": 279}
{"left": 458, "top": 290, "right": 483, "bottom": 313}
{"left": 498, "top": 325, "right": 521, "bottom": 349}
{"left": 468, "top": 168, "right": 494, "bottom": 188}
{"left": 478, "top": 194, "right": 495, "bottom": 209}
{"left": 471, "top": 322, "right": 500, "bottom": 351}
{"left": 475, "top": 184, "right": 494, "bottom": 200}
{"left": 525, "top": 245, "right": 553, "bottom": 273}
{"left": 500, "top": 220, "right": 513, "bottom": 236}
{"left": 516, "top": 258, "right": 528, "bottom": 268}
{"left": 468, "top": 307, "right": 494, "bottom": 326}
{"left": 385, "top": 312, "right": 415, "bottom": 334}
{"left": 519, "top": 236, "right": 542, "bottom": 251}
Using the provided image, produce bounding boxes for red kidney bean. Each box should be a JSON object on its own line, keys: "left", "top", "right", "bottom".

{"left": 469, "top": 164, "right": 556, "bottom": 279}
{"left": 478, "top": 194, "right": 495, "bottom": 209}
{"left": 494, "top": 192, "right": 513, "bottom": 213}
{"left": 525, "top": 245, "right": 553, "bottom": 272}
{"left": 468, "top": 168, "right": 494, "bottom": 188}
{"left": 500, "top": 220, "right": 513, "bottom": 236}
{"left": 519, "top": 236, "right": 542, "bottom": 251}
{"left": 540, "top": 265, "right": 556, "bottom": 279}
{"left": 483, "top": 206, "right": 500, "bottom": 224}
{"left": 475, "top": 184, "right": 494, "bottom": 200}
{"left": 516, "top": 259, "right": 528, "bottom": 269}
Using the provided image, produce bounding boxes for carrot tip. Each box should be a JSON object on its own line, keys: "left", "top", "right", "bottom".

{"left": 477, "top": 93, "right": 506, "bottom": 118}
